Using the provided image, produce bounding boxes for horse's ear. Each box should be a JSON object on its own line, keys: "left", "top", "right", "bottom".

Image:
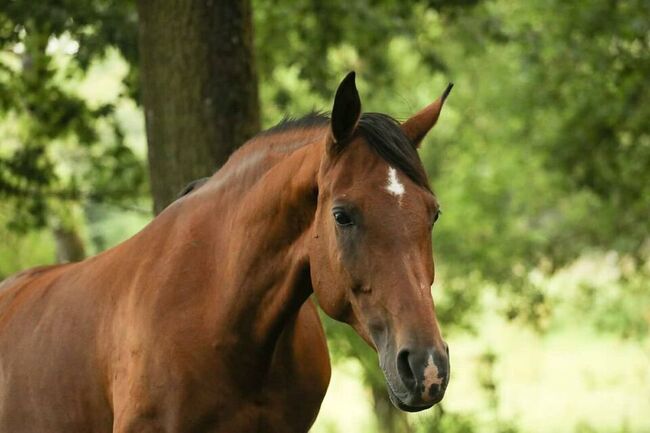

{"left": 328, "top": 71, "right": 361, "bottom": 154}
{"left": 401, "top": 83, "right": 453, "bottom": 148}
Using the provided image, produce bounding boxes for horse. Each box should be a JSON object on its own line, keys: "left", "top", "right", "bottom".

{"left": 0, "top": 72, "right": 452, "bottom": 432}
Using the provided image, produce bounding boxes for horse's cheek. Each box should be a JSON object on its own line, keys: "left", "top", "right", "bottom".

{"left": 310, "top": 259, "right": 349, "bottom": 322}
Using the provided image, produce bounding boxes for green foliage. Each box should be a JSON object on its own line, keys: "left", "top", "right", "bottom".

{"left": 253, "top": 0, "right": 480, "bottom": 109}
{"left": 546, "top": 252, "right": 650, "bottom": 340}
{"left": 494, "top": 0, "right": 650, "bottom": 256}
{"left": 0, "top": 0, "right": 138, "bottom": 66}
{"left": 412, "top": 407, "right": 478, "bottom": 433}
{"left": 0, "top": 0, "right": 145, "bottom": 232}
{"left": 592, "top": 269, "right": 650, "bottom": 339}
{"left": 0, "top": 203, "right": 55, "bottom": 279}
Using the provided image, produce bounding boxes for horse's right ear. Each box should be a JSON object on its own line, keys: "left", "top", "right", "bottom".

{"left": 328, "top": 71, "right": 361, "bottom": 155}
{"left": 401, "top": 83, "right": 453, "bottom": 148}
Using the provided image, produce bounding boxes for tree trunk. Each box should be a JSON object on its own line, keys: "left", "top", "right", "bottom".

{"left": 137, "top": 0, "right": 261, "bottom": 214}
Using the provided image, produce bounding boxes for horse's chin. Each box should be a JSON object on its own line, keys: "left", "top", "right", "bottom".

{"left": 384, "top": 382, "right": 435, "bottom": 412}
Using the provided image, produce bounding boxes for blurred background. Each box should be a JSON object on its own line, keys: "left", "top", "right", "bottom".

{"left": 0, "top": 1, "right": 649, "bottom": 432}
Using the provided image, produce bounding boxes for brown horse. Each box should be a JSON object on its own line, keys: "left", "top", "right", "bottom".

{"left": 0, "top": 72, "right": 451, "bottom": 432}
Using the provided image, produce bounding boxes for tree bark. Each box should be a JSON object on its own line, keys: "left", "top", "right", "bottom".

{"left": 137, "top": 0, "right": 261, "bottom": 214}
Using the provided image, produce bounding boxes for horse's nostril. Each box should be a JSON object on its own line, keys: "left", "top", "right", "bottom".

{"left": 396, "top": 349, "right": 416, "bottom": 390}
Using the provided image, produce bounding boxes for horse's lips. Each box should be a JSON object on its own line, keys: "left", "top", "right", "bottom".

{"left": 385, "top": 378, "right": 436, "bottom": 412}
{"left": 381, "top": 365, "right": 438, "bottom": 412}
{"left": 375, "top": 341, "right": 437, "bottom": 412}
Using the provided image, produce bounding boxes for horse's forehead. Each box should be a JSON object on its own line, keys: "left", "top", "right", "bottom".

{"left": 325, "top": 139, "right": 435, "bottom": 210}
{"left": 334, "top": 167, "right": 432, "bottom": 216}
{"left": 334, "top": 139, "right": 391, "bottom": 178}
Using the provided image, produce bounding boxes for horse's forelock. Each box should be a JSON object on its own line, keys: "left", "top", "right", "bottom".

{"left": 356, "top": 113, "right": 430, "bottom": 191}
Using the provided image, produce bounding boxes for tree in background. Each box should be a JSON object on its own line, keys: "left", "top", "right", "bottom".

{"left": 519, "top": 0, "right": 650, "bottom": 257}
{"left": 137, "top": 0, "right": 260, "bottom": 214}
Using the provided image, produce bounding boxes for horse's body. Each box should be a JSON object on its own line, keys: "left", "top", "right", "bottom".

{"left": 0, "top": 73, "right": 451, "bottom": 432}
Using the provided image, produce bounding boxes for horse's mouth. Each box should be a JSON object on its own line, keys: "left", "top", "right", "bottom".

{"left": 383, "top": 374, "right": 439, "bottom": 413}
{"left": 374, "top": 339, "right": 449, "bottom": 412}
{"left": 388, "top": 389, "right": 435, "bottom": 412}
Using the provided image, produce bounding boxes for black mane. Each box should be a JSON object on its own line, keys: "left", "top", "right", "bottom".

{"left": 260, "top": 112, "right": 329, "bottom": 136}
{"left": 179, "top": 111, "right": 431, "bottom": 199}
{"left": 261, "top": 112, "right": 429, "bottom": 190}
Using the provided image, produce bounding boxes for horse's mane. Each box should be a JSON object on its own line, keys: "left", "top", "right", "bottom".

{"left": 179, "top": 111, "right": 430, "bottom": 198}
{"left": 257, "top": 111, "right": 329, "bottom": 137}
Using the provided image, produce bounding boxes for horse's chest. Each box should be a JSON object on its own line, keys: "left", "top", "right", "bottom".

{"left": 113, "top": 301, "right": 331, "bottom": 433}
{"left": 207, "top": 368, "right": 327, "bottom": 433}
{"left": 219, "top": 302, "right": 331, "bottom": 432}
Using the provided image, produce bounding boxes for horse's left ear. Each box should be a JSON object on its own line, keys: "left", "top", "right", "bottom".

{"left": 328, "top": 71, "right": 361, "bottom": 155}
{"left": 401, "top": 83, "right": 453, "bottom": 148}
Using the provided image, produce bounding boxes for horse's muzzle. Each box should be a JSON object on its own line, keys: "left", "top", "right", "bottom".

{"left": 385, "top": 343, "right": 450, "bottom": 412}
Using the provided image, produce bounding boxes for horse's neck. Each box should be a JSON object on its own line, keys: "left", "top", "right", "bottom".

{"left": 213, "top": 139, "right": 323, "bottom": 344}
{"left": 127, "top": 136, "right": 325, "bottom": 368}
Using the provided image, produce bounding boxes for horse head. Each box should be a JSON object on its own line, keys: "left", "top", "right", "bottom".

{"left": 309, "top": 72, "right": 452, "bottom": 412}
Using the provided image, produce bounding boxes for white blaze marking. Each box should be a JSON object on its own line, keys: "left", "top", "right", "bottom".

{"left": 422, "top": 354, "right": 442, "bottom": 399}
{"left": 385, "top": 167, "right": 405, "bottom": 198}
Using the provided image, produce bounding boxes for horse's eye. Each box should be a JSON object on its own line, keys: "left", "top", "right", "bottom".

{"left": 333, "top": 210, "right": 354, "bottom": 227}
{"left": 433, "top": 209, "right": 442, "bottom": 224}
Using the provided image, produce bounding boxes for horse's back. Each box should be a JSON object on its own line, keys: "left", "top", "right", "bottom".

{"left": 0, "top": 262, "right": 113, "bottom": 432}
